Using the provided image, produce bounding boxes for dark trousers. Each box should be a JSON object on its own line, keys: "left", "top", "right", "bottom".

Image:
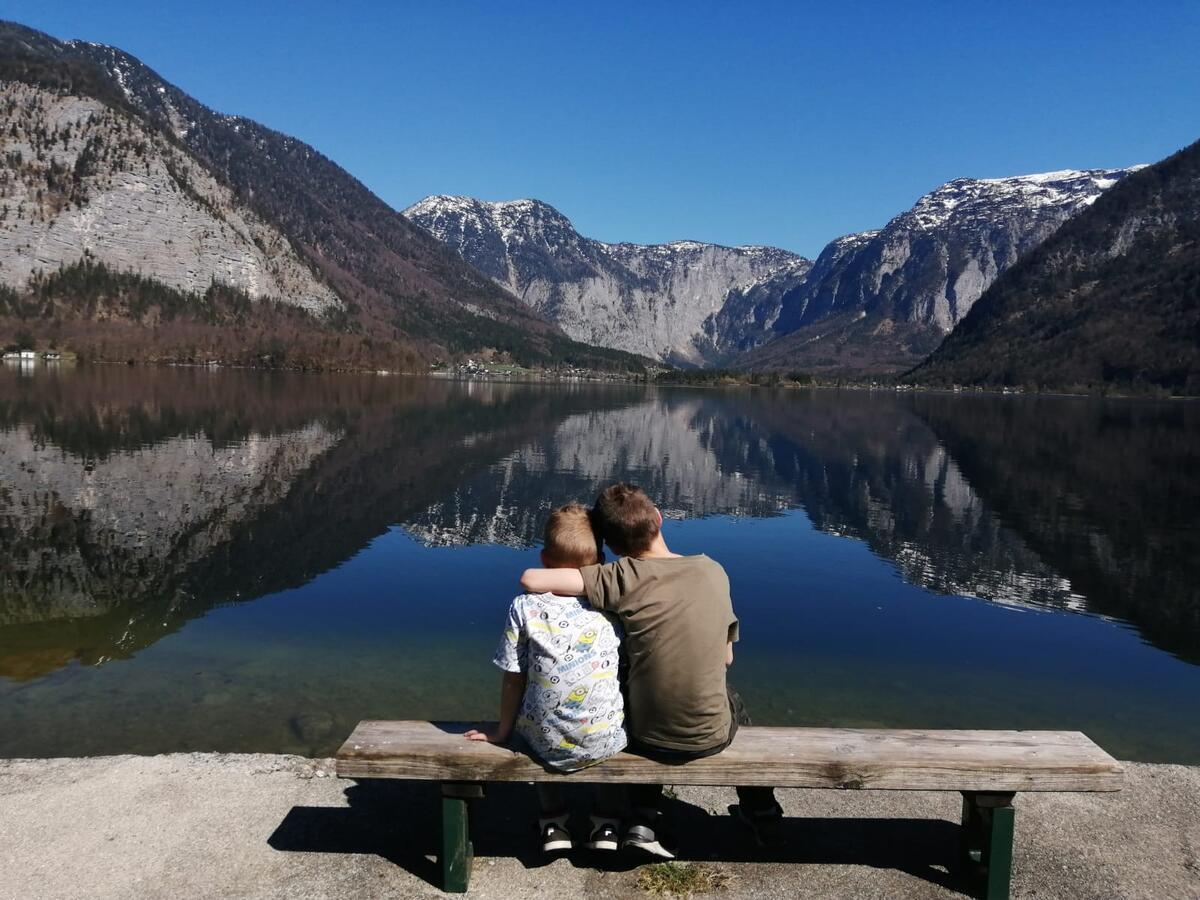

{"left": 628, "top": 686, "right": 778, "bottom": 816}
{"left": 535, "top": 782, "right": 625, "bottom": 818}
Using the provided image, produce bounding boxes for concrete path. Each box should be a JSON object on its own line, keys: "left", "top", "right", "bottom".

{"left": 1, "top": 754, "right": 1197, "bottom": 899}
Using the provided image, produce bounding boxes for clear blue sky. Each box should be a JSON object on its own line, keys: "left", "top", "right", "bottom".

{"left": 5, "top": 0, "right": 1198, "bottom": 256}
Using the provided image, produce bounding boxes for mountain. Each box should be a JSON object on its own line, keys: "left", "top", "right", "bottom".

{"left": 404, "top": 195, "right": 811, "bottom": 364}
{"left": 0, "top": 21, "right": 646, "bottom": 372}
{"left": 735, "top": 168, "right": 1140, "bottom": 376}
{"left": 909, "top": 140, "right": 1200, "bottom": 394}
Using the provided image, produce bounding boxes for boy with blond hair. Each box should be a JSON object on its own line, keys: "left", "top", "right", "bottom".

{"left": 521, "top": 482, "right": 784, "bottom": 857}
{"left": 466, "top": 503, "right": 626, "bottom": 854}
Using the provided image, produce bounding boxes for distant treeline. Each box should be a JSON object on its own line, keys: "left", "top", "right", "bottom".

{"left": 0, "top": 259, "right": 651, "bottom": 374}
{"left": 654, "top": 368, "right": 820, "bottom": 386}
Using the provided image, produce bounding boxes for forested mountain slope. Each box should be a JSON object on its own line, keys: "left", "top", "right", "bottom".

{"left": 0, "top": 21, "right": 645, "bottom": 371}
{"left": 910, "top": 139, "right": 1200, "bottom": 393}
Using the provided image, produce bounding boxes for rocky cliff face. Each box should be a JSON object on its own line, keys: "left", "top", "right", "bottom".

{"left": 0, "top": 83, "right": 340, "bottom": 312}
{"left": 404, "top": 195, "right": 811, "bottom": 364}
{"left": 736, "top": 168, "right": 1140, "bottom": 375}
{"left": 406, "top": 168, "right": 1137, "bottom": 373}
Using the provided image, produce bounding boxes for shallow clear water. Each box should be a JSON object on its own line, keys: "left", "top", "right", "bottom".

{"left": 1, "top": 365, "right": 1198, "bottom": 762}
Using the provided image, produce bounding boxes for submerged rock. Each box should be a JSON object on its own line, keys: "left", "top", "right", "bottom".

{"left": 288, "top": 711, "right": 335, "bottom": 745}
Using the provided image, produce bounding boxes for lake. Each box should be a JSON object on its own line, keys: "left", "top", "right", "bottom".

{"left": 1, "top": 365, "right": 1198, "bottom": 763}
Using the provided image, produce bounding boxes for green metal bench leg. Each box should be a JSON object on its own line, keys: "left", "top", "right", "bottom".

{"left": 982, "top": 801, "right": 1015, "bottom": 900}
{"left": 960, "top": 792, "right": 1015, "bottom": 900}
{"left": 441, "top": 782, "right": 485, "bottom": 893}
{"left": 961, "top": 792, "right": 985, "bottom": 865}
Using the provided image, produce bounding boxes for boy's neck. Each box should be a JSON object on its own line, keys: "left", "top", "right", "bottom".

{"left": 633, "top": 534, "right": 682, "bottom": 560}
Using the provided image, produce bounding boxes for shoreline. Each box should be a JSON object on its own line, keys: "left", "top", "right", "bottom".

{"left": 10, "top": 358, "right": 1199, "bottom": 400}
{"left": 2, "top": 753, "right": 1196, "bottom": 899}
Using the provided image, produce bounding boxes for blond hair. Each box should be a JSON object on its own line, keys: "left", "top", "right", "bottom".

{"left": 543, "top": 503, "right": 604, "bottom": 567}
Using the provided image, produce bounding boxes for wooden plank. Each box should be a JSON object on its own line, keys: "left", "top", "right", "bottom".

{"left": 334, "top": 721, "right": 1124, "bottom": 792}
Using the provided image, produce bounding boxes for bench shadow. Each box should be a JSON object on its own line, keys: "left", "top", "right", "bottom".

{"left": 268, "top": 780, "right": 964, "bottom": 893}
{"left": 663, "top": 796, "right": 961, "bottom": 891}
{"left": 267, "top": 780, "right": 547, "bottom": 889}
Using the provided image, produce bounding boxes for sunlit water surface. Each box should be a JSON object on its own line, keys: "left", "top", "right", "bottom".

{"left": 1, "top": 366, "right": 1197, "bottom": 762}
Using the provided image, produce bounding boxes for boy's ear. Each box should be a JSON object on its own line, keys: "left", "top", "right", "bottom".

{"left": 654, "top": 507, "right": 663, "bottom": 529}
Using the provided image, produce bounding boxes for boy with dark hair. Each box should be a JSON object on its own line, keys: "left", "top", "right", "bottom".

{"left": 521, "top": 483, "right": 783, "bottom": 857}
{"left": 468, "top": 503, "right": 627, "bottom": 854}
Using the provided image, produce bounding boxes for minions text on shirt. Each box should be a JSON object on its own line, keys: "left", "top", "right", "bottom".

{"left": 492, "top": 592, "right": 626, "bottom": 771}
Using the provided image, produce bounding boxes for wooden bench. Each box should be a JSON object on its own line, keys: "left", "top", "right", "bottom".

{"left": 335, "top": 721, "right": 1123, "bottom": 898}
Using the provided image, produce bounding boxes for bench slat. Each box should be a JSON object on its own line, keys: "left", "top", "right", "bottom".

{"left": 334, "top": 721, "right": 1123, "bottom": 792}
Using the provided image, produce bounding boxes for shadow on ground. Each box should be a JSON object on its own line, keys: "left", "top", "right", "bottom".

{"left": 268, "top": 780, "right": 965, "bottom": 894}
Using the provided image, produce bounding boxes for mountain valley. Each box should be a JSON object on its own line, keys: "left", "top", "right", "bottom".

{"left": 0, "top": 19, "right": 1194, "bottom": 391}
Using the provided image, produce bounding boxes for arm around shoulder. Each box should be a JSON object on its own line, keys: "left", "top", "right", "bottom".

{"left": 519, "top": 567, "right": 585, "bottom": 596}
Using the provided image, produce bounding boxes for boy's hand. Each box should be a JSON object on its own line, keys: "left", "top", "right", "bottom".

{"left": 464, "top": 725, "right": 510, "bottom": 744}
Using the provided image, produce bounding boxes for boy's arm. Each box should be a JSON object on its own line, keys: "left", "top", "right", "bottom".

{"left": 522, "top": 560, "right": 626, "bottom": 609}
{"left": 519, "top": 567, "right": 585, "bottom": 596}
{"left": 467, "top": 598, "right": 528, "bottom": 744}
{"left": 726, "top": 642, "right": 734, "bottom": 667}
{"left": 465, "top": 671, "right": 526, "bottom": 744}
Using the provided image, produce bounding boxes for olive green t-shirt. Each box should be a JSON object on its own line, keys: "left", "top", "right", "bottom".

{"left": 580, "top": 554, "right": 739, "bottom": 752}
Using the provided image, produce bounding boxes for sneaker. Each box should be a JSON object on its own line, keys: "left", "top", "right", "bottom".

{"left": 621, "top": 810, "right": 675, "bottom": 859}
{"left": 538, "top": 815, "right": 573, "bottom": 854}
{"left": 730, "top": 802, "right": 786, "bottom": 850}
{"left": 585, "top": 816, "right": 620, "bottom": 852}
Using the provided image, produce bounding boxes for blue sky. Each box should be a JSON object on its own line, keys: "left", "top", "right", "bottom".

{"left": 5, "top": 1, "right": 1198, "bottom": 256}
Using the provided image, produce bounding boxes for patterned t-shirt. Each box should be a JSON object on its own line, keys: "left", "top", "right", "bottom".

{"left": 492, "top": 592, "right": 626, "bottom": 771}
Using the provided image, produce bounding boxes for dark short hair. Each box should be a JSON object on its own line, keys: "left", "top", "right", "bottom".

{"left": 543, "top": 503, "right": 604, "bottom": 567}
{"left": 591, "top": 482, "right": 659, "bottom": 557}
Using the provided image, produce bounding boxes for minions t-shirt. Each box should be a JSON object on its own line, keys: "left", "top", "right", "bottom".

{"left": 492, "top": 592, "right": 626, "bottom": 771}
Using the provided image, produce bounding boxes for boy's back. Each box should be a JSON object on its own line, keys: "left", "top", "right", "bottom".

{"left": 494, "top": 591, "right": 626, "bottom": 769}
{"left": 580, "top": 554, "right": 736, "bottom": 753}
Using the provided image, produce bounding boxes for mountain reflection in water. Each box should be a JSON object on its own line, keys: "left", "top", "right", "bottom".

{"left": 1, "top": 367, "right": 1197, "bottom": 760}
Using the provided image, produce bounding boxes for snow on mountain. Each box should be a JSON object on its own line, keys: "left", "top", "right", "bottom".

{"left": 911, "top": 141, "right": 1198, "bottom": 392}
{"left": 404, "top": 196, "right": 811, "bottom": 364}
{"left": 904, "top": 169, "right": 1144, "bottom": 235}
{"left": 736, "top": 167, "right": 1141, "bottom": 375}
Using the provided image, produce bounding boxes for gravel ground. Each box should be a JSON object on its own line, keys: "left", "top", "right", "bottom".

{"left": 1, "top": 754, "right": 1197, "bottom": 899}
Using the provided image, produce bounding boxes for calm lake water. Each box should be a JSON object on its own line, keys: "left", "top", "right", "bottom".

{"left": 1, "top": 366, "right": 1198, "bottom": 763}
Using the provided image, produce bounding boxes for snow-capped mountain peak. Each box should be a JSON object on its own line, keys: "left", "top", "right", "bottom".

{"left": 404, "top": 195, "right": 811, "bottom": 364}
{"left": 904, "top": 168, "right": 1139, "bottom": 231}
{"left": 733, "top": 166, "right": 1142, "bottom": 375}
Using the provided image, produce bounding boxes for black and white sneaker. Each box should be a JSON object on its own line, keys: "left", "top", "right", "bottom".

{"left": 538, "top": 815, "right": 574, "bottom": 854}
{"left": 585, "top": 816, "right": 620, "bottom": 852}
{"left": 621, "top": 810, "right": 675, "bottom": 859}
